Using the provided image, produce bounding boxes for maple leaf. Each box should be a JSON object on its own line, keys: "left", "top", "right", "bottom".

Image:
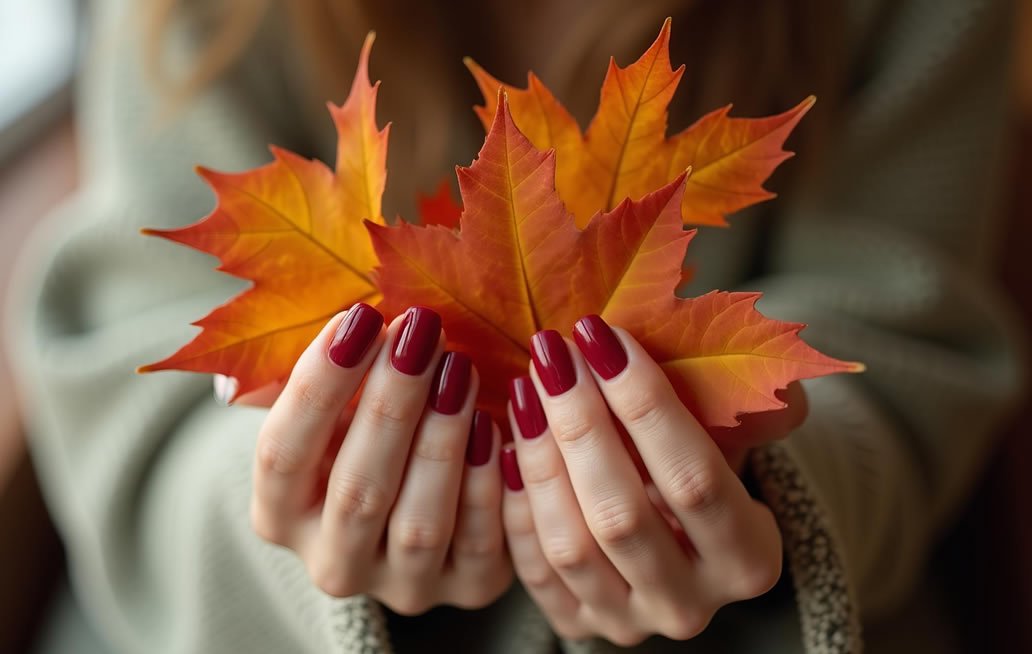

{"left": 139, "top": 33, "right": 388, "bottom": 398}
{"left": 466, "top": 18, "right": 813, "bottom": 228}
{"left": 369, "top": 98, "right": 862, "bottom": 430}
{"left": 417, "top": 179, "right": 462, "bottom": 228}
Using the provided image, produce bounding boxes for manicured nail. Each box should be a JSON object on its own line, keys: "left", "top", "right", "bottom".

{"left": 390, "top": 306, "right": 441, "bottom": 375}
{"left": 509, "top": 376, "right": 547, "bottom": 439}
{"left": 328, "top": 303, "right": 384, "bottom": 368}
{"left": 466, "top": 410, "right": 494, "bottom": 466}
{"left": 430, "top": 352, "right": 472, "bottom": 415}
{"left": 530, "top": 330, "right": 576, "bottom": 396}
{"left": 500, "top": 446, "right": 524, "bottom": 491}
{"left": 572, "top": 314, "right": 628, "bottom": 380}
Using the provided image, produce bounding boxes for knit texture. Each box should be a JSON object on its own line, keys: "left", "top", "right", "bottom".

{"left": 5, "top": 0, "right": 1025, "bottom": 652}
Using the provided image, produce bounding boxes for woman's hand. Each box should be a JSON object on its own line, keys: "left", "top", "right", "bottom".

{"left": 250, "top": 304, "right": 512, "bottom": 614}
{"left": 501, "top": 315, "right": 803, "bottom": 645}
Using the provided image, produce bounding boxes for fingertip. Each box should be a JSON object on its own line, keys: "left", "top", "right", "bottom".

{"left": 327, "top": 303, "right": 385, "bottom": 369}
{"left": 429, "top": 351, "right": 475, "bottom": 415}
{"left": 500, "top": 446, "right": 524, "bottom": 492}
{"left": 465, "top": 409, "right": 495, "bottom": 467}
{"left": 529, "top": 330, "right": 579, "bottom": 397}
{"left": 572, "top": 314, "right": 629, "bottom": 381}
{"left": 388, "top": 306, "right": 444, "bottom": 377}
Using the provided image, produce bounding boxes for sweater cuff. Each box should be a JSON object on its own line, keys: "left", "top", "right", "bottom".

{"left": 751, "top": 433, "right": 864, "bottom": 653}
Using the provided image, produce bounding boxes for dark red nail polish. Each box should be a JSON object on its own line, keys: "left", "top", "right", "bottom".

{"left": 391, "top": 307, "right": 441, "bottom": 375}
{"left": 573, "top": 315, "right": 628, "bottom": 380}
{"left": 500, "top": 447, "right": 524, "bottom": 491}
{"left": 466, "top": 410, "right": 494, "bottom": 466}
{"left": 328, "top": 303, "right": 384, "bottom": 368}
{"left": 430, "top": 352, "right": 472, "bottom": 414}
{"left": 530, "top": 330, "right": 576, "bottom": 396}
{"left": 509, "top": 376, "right": 547, "bottom": 439}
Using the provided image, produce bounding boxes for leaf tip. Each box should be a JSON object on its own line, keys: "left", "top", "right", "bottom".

{"left": 787, "top": 95, "right": 817, "bottom": 122}
{"left": 361, "top": 31, "right": 376, "bottom": 58}
{"left": 136, "top": 359, "right": 166, "bottom": 374}
{"left": 659, "top": 16, "right": 673, "bottom": 39}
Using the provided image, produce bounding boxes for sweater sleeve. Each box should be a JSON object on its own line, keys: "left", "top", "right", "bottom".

{"left": 4, "top": 1, "right": 389, "bottom": 652}
{"left": 748, "top": 0, "right": 1026, "bottom": 619}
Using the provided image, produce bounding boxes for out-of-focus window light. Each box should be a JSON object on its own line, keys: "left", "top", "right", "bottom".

{"left": 0, "top": 0, "right": 78, "bottom": 161}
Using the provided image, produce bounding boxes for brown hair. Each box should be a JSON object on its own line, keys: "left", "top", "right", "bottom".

{"left": 141, "top": 0, "right": 846, "bottom": 211}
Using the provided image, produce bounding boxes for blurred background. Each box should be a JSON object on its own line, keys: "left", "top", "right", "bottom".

{"left": 0, "top": 1, "right": 1029, "bottom": 652}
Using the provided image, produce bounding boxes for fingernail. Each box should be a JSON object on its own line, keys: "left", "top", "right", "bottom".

{"left": 530, "top": 330, "right": 576, "bottom": 396}
{"left": 213, "top": 374, "right": 237, "bottom": 405}
{"left": 572, "top": 315, "right": 628, "bottom": 380}
{"left": 390, "top": 306, "right": 441, "bottom": 375}
{"left": 328, "top": 303, "right": 384, "bottom": 368}
{"left": 509, "top": 376, "right": 547, "bottom": 439}
{"left": 466, "top": 410, "right": 494, "bottom": 466}
{"left": 500, "top": 446, "right": 524, "bottom": 491}
{"left": 430, "top": 351, "right": 472, "bottom": 415}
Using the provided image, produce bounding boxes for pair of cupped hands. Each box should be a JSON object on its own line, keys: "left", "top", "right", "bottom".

{"left": 230, "top": 303, "right": 807, "bottom": 646}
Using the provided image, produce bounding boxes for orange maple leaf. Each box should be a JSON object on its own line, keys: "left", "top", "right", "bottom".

{"left": 138, "top": 34, "right": 388, "bottom": 397}
{"left": 369, "top": 99, "right": 862, "bottom": 429}
{"left": 141, "top": 23, "right": 862, "bottom": 432}
{"left": 417, "top": 179, "right": 462, "bottom": 229}
{"left": 466, "top": 18, "right": 813, "bottom": 227}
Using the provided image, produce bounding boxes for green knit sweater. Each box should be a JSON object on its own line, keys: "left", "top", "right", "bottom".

{"left": 6, "top": 0, "right": 1026, "bottom": 652}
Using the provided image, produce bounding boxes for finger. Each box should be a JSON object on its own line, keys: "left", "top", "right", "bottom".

{"left": 445, "top": 418, "right": 511, "bottom": 608}
{"left": 252, "top": 303, "right": 384, "bottom": 546}
{"left": 571, "top": 315, "right": 775, "bottom": 574}
{"left": 385, "top": 353, "right": 478, "bottom": 608}
{"left": 508, "top": 374, "right": 639, "bottom": 618}
{"left": 316, "top": 306, "right": 443, "bottom": 596}
{"left": 524, "top": 332, "right": 695, "bottom": 607}
{"left": 500, "top": 446, "right": 586, "bottom": 640}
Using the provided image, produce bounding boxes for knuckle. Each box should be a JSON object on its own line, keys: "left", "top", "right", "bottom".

{"left": 660, "top": 608, "right": 710, "bottom": 641}
{"left": 589, "top": 498, "right": 644, "bottom": 550}
{"left": 551, "top": 415, "right": 596, "bottom": 448}
{"left": 731, "top": 554, "right": 783, "bottom": 599}
{"left": 291, "top": 370, "right": 338, "bottom": 415}
{"left": 329, "top": 472, "right": 389, "bottom": 521}
{"left": 542, "top": 539, "right": 591, "bottom": 573}
{"left": 364, "top": 391, "right": 411, "bottom": 434}
{"left": 666, "top": 456, "right": 724, "bottom": 518}
{"left": 518, "top": 457, "right": 564, "bottom": 489}
{"left": 411, "top": 434, "right": 464, "bottom": 465}
{"left": 393, "top": 519, "right": 449, "bottom": 552}
{"left": 255, "top": 430, "right": 305, "bottom": 476}
{"left": 619, "top": 381, "right": 669, "bottom": 432}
